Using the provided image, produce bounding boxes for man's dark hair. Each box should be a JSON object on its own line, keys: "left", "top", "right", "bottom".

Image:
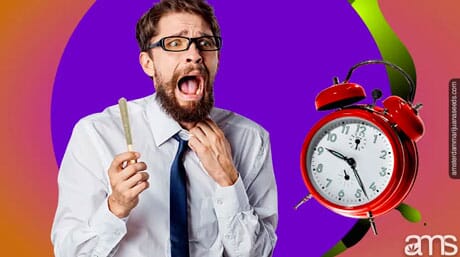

{"left": 136, "top": 0, "right": 221, "bottom": 52}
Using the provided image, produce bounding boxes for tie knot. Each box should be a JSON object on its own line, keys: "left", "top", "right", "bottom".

{"left": 173, "top": 134, "right": 188, "bottom": 156}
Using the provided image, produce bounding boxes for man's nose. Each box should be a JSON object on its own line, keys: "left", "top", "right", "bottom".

{"left": 185, "top": 42, "right": 203, "bottom": 64}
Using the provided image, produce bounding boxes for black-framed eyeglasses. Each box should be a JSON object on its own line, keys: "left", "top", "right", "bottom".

{"left": 146, "top": 36, "right": 222, "bottom": 52}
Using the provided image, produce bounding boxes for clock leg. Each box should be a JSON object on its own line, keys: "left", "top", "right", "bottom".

{"left": 294, "top": 193, "right": 312, "bottom": 210}
{"left": 368, "top": 211, "right": 378, "bottom": 235}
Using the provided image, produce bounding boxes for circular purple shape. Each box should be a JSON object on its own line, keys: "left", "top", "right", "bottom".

{"left": 51, "top": 0, "right": 390, "bottom": 255}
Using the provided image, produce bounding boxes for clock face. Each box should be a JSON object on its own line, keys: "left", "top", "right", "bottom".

{"left": 306, "top": 117, "right": 395, "bottom": 207}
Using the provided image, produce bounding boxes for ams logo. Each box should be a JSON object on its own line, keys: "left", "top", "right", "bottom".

{"left": 405, "top": 235, "right": 458, "bottom": 256}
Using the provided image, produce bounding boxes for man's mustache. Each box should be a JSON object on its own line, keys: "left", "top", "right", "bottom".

{"left": 180, "top": 64, "right": 208, "bottom": 78}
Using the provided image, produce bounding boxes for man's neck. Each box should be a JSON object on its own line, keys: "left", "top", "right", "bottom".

{"left": 179, "top": 121, "right": 197, "bottom": 130}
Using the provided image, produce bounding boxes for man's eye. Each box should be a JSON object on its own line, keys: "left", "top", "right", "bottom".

{"left": 168, "top": 40, "right": 182, "bottom": 47}
{"left": 199, "top": 39, "right": 212, "bottom": 47}
{"left": 200, "top": 40, "right": 211, "bottom": 46}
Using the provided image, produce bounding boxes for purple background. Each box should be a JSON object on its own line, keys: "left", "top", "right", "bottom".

{"left": 51, "top": 0, "right": 391, "bottom": 255}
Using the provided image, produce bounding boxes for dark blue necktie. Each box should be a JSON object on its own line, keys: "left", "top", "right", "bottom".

{"left": 170, "top": 134, "right": 190, "bottom": 257}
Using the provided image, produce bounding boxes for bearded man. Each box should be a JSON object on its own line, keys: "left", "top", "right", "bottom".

{"left": 51, "top": 1, "right": 278, "bottom": 256}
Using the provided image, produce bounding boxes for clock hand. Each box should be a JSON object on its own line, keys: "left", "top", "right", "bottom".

{"left": 343, "top": 170, "right": 350, "bottom": 181}
{"left": 350, "top": 164, "right": 369, "bottom": 200}
{"left": 354, "top": 138, "right": 361, "bottom": 150}
{"left": 327, "top": 148, "right": 357, "bottom": 167}
{"left": 326, "top": 149, "right": 368, "bottom": 197}
{"left": 326, "top": 148, "right": 348, "bottom": 161}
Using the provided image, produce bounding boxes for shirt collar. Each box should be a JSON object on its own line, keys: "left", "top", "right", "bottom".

{"left": 146, "top": 93, "right": 190, "bottom": 147}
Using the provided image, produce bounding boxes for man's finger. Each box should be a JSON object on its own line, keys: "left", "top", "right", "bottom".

{"left": 109, "top": 152, "right": 140, "bottom": 173}
{"left": 130, "top": 180, "right": 150, "bottom": 197}
{"left": 118, "top": 162, "right": 147, "bottom": 181}
{"left": 204, "top": 118, "right": 223, "bottom": 136}
{"left": 196, "top": 121, "right": 214, "bottom": 136}
{"left": 189, "top": 135, "right": 207, "bottom": 154}
{"left": 189, "top": 126, "right": 208, "bottom": 145}
{"left": 201, "top": 119, "right": 226, "bottom": 145}
{"left": 125, "top": 171, "right": 150, "bottom": 188}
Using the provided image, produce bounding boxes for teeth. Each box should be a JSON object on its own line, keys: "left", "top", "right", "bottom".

{"left": 196, "top": 80, "right": 202, "bottom": 95}
{"left": 192, "top": 77, "right": 201, "bottom": 95}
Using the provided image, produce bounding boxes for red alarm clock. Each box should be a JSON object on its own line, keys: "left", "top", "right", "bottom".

{"left": 298, "top": 60, "right": 424, "bottom": 234}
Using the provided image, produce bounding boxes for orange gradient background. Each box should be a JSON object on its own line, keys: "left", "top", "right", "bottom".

{"left": 0, "top": 1, "right": 458, "bottom": 256}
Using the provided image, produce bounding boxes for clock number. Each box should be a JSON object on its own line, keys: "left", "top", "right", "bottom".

{"left": 354, "top": 189, "right": 362, "bottom": 198}
{"left": 317, "top": 146, "right": 324, "bottom": 155}
{"left": 338, "top": 189, "right": 345, "bottom": 198}
{"left": 341, "top": 125, "right": 350, "bottom": 135}
{"left": 373, "top": 134, "right": 378, "bottom": 144}
{"left": 325, "top": 178, "right": 332, "bottom": 188}
{"left": 369, "top": 182, "right": 378, "bottom": 192}
{"left": 379, "top": 167, "right": 387, "bottom": 176}
{"left": 355, "top": 124, "right": 366, "bottom": 137}
{"left": 379, "top": 150, "right": 387, "bottom": 159}
{"left": 316, "top": 163, "right": 323, "bottom": 173}
{"left": 327, "top": 133, "right": 337, "bottom": 142}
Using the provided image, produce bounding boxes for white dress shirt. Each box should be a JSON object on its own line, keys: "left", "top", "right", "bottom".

{"left": 51, "top": 93, "right": 278, "bottom": 257}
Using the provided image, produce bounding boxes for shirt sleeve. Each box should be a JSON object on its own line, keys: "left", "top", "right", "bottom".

{"left": 213, "top": 131, "right": 278, "bottom": 257}
{"left": 51, "top": 119, "right": 127, "bottom": 257}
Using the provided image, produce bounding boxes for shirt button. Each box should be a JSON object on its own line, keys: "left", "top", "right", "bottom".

{"left": 216, "top": 199, "right": 223, "bottom": 205}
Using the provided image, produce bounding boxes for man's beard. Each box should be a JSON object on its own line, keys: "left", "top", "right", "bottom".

{"left": 154, "top": 65, "right": 214, "bottom": 123}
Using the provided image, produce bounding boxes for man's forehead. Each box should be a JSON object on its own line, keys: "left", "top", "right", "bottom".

{"left": 157, "top": 12, "right": 212, "bottom": 37}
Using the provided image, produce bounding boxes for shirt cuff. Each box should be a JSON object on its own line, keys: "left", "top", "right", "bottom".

{"left": 88, "top": 197, "right": 128, "bottom": 256}
{"left": 213, "top": 176, "right": 251, "bottom": 218}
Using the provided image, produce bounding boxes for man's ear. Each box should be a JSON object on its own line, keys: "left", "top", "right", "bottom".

{"left": 139, "top": 51, "right": 155, "bottom": 77}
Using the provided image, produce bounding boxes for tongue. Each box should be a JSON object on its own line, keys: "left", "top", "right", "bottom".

{"left": 180, "top": 78, "right": 198, "bottom": 95}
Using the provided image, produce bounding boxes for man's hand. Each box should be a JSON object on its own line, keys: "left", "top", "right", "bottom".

{"left": 189, "top": 119, "right": 238, "bottom": 187}
{"left": 108, "top": 152, "right": 149, "bottom": 218}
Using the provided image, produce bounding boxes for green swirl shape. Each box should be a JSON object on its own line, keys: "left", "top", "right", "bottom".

{"left": 349, "top": 0, "right": 416, "bottom": 99}
{"left": 322, "top": 1, "right": 420, "bottom": 256}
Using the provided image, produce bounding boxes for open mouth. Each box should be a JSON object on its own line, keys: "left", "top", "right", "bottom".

{"left": 177, "top": 75, "right": 204, "bottom": 100}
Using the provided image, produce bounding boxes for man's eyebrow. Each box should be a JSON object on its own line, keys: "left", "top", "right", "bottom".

{"left": 199, "top": 32, "right": 213, "bottom": 37}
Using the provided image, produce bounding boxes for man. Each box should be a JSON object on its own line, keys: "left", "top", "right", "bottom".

{"left": 51, "top": 0, "right": 278, "bottom": 256}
